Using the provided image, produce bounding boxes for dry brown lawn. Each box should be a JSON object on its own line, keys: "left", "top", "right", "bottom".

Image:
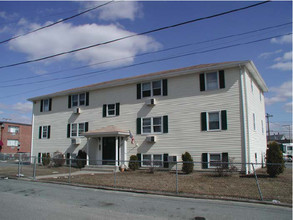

{"left": 46, "top": 167, "right": 292, "bottom": 204}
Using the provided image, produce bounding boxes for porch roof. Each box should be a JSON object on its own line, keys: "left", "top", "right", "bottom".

{"left": 82, "top": 125, "right": 130, "bottom": 137}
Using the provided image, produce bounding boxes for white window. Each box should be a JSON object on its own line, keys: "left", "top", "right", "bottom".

{"left": 209, "top": 153, "right": 221, "bottom": 168}
{"left": 72, "top": 93, "right": 85, "bottom": 107}
{"left": 253, "top": 113, "right": 256, "bottom": 131}
{"left": 261, "top": 120, "right": 264, "bottom": 134}
{"left": 251, "top": 79, "right": 254, "bottom": 93}
{"left": 205, "top": 72, "right": 219, "bottom": 90}
{"left": 107, "top": 104, "right": 116, "bottom": 116}
{"left": 8, "top": 126, "right": 19, "bottom": 134}
{"left": 43, "top": 99, "right": 50, "bottom": 112}
{"left": 142, "top": 117, "right": 162, "bottom": 134}
{"left": 260, "top": 92, "right": 262, "bottom": 102}
{"left": 142, "top": 154, "right": 163, "bottom": 167}
{"left": 7, "top": 139, "right": 19, "bottom": 147}
{"left": 42, "top": 126, "right": 48, "bottom": 139}
{"left": 141, "top": 80, "right": 162, "bottom": 98}
{"left": 71, "top": 123, "right": 86, "bottom": 137}
{"left": 208, "top": 112, "right": 220, "bottom": 130}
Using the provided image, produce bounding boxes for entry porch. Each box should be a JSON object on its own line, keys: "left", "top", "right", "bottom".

{"left": 82, "top": 125, "right": 130, "bottom": 168}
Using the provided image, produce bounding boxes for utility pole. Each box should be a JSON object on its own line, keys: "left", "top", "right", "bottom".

{"left": 283, "top": 125, "right": 292, "bottom": 143}
{"left": 266, "top": 113, "right": 273, "bottom": 142}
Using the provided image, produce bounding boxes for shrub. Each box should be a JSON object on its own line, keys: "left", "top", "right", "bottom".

{"left": 42, "top": 153, "right": 50, "bottom": 166}
{"left": 266, "top": 142, "right": 285, "bottom": 177}
{"left": 52, "top": 151, "right": 65, "bottom": 167}
{"left": 182, "top": 152, "right": 194, "bottom": 174}
{"left": 76, "top": 150, "right": 87, "bottom": 169}
{"left": 129, "top": 155, "right": 139, "bottom": 171}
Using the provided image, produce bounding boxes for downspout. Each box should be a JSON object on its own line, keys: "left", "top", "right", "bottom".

{"left": 239, "top": 65, "right": 250, "bottom": 174}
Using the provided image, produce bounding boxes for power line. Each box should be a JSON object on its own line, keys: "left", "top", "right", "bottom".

{"left": 0, "top": 31, "right": 291, "bottom": 97}
{"left": 0, "top": 1, "right": 114, "bottom": 45}
{"left": 0, "top": 0, "right": 270, "bottom": 70}
{"left": 2, "top": 21, "right": 290, "bottom": 85}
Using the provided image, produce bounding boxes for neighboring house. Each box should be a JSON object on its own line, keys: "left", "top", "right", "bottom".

{"left": 267, "top": 133, "right": 286, "bottom": 143}
{"left": 28, "top": 60, "right": 268, "bottom": 173}
{"left": 0, "top": 121, "right": 32, "bottom": 155}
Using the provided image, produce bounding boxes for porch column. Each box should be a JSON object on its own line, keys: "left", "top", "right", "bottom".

{"left": 123, "top": 138, "right": 127, "bottom": 167}
{"left": 115, "top": 137, "right": 118, "bottom": 167}
{"left": 86, "top": 137, "right": 89, "bottom": 166}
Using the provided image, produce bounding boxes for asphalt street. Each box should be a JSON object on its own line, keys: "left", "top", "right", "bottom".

{"left": 0, "top": 179, "right": 291, "bottom": 220}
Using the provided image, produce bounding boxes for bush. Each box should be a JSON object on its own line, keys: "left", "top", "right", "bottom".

{"left": 52, "top": 151, "right": 65, "bottom": 167}
{"left": 266, "top": 142, "right": 285, "bottom": 177}
{"left": 182, "top": 152, "right": 194, "bottom": 174}
{"left": 42, "top": 153, "right": 50, "bottom": 166}
{"left": 129, "top": 155, "right": 139, "bottom": 171}
{"left": 76, "top": 150, "right": 87, "bottom": 169}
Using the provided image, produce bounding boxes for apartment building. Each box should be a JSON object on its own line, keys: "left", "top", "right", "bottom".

{"left": 28, "top": 60, "right": 268, "bottom": 173}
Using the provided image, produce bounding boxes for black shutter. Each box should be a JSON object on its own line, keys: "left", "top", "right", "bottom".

{"left": 85, "top": 122, "right": 89, "bottom": 132}
{"left": 86, "top": 92, "right": 89, "bottom": 106}
{"left": 219, "top": 70, "right": 225, "bottom": 89}
{"left": 199, "top": 73, "right": 205, "bottom": 91}
{"left": 68, "top": 95, "right": 72, "bottom": 108}
{"left": 221, "top": 110, "right": 227, "bottom": 130}
{"left": 103, "top": 104, "right": 107, "bottom": 117}
{"left": 116, "top": 103, "right": 120, "bottom": 116}
{"left": 39, "top": 126, "right": 42, "bottom": 139}
{"left": 47, "top": 126, "right": 51, "bottom": 139}
{"left": 163, "top": 153, "right": 169, "bottom": 168}
{"left": 222, "top": 152, "right": 229, "bottom": 169}
{"left": 163, "top": 115, "right": 168, "bottom": 133}
{"left": 49, "top": 98, "right": 52, "bottom": 111}
{"left": 137, "top": 84, "right": 141, "bottom": 99}
{"left": 67, "top": 124, "right": 70, "bottom": 138}
{"left": 162, "top": 79, "right": 168, "bottom": 96}
{"left": 201, "top": 112, "right": 207, "bottom": 131}
{"left": 38, "top": 153, "right": 41, "bottom": 163}
{"left": 202, "top": 153, "right": 208, "bottom": 169}
{"left": 137, "top": 153, "right": 141, "bottom": 167}
{"left": 136, "top": 118, "right": 141, "bottom": 134}
{"left": 40, "top": 100, "right": 43, "bottom": 112}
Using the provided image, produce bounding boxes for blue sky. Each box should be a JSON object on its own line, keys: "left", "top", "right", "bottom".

{"left": 0, "top": 1, "right": 292, "bottom": 137}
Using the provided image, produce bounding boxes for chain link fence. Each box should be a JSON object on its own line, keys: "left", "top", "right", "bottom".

{"left": 0, "top": 154, "right": 291, "bottom": 204}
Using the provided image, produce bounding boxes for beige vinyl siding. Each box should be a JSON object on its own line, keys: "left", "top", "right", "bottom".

{"left": 32, "top": 67, "right": 243, "bottom": 171}
{"left": 243, "top": 69, "right": 267, "bottom": 170}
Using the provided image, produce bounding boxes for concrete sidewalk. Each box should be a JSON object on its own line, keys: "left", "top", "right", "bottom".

{"left": 36, "top": 170, "right": 112, "bottom": 180}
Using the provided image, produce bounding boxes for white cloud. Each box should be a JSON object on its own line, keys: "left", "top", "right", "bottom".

{"left": 269, "top": 51, "right": 292, "bottom": 71}
{"left": 265, "top": 81, "right": 292, "bottom": 106}
{"left": 9, "top": 22, "right": 161, "bottom": 68}
{"left": 258, "top": 49, "right": 282, "bottom": 59}
{"left": 284, "top": 102, "right": 292, "bottom": 113}
{"left": 80, "top": 1, "right": 142, "bottom": 21}
{"left": 12, "top": 102, "right": 33, "bottom": 114}
{"left": 270, "top": 35, "right": 292, "bottom": 44}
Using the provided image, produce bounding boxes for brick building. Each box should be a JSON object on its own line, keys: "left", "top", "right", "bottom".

{"left": 0, "top": 121, "right": 32, "bottom": 155}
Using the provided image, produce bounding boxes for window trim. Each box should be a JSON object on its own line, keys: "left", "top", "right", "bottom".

{"left": 106, "top": 104, "right": 116, "bottom": 117}
{"left": 141, "top": 80, "right": 162, "bottom": 98}
{"left": 141, "top": 116, "right": 163, "bottom": 134}
{"left": 7, "top": 139, "right": 19, "bottom": 147}
{"left": 141, "top": 154, "right": 163, "bottom": 167}
{"left": 72, "top": 93, "right": 86, "bottom": 107}
{"left": 208, "top": 153, "right": 222, "bottom": 168}
{"left": 70, "top": 122, "right": 86, "bottom": 137}
{"left": 253, "top": 113, "right": 256, "bottom": 131}
{"left": 40, "top": 125, "right": 50, "bottom": 139}
{"left": 207, "top": 111, "right": 221, "bottom": 131}
{"left": 8, "top": 126, "right": 19, "bottom": 134}
{"left": 205, "top": 71, "right": 219, "bottom": 91}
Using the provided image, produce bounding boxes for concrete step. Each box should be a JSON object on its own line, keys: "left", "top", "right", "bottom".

{"left": 82, "top": 165, "right": 118, "bottom": 172}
